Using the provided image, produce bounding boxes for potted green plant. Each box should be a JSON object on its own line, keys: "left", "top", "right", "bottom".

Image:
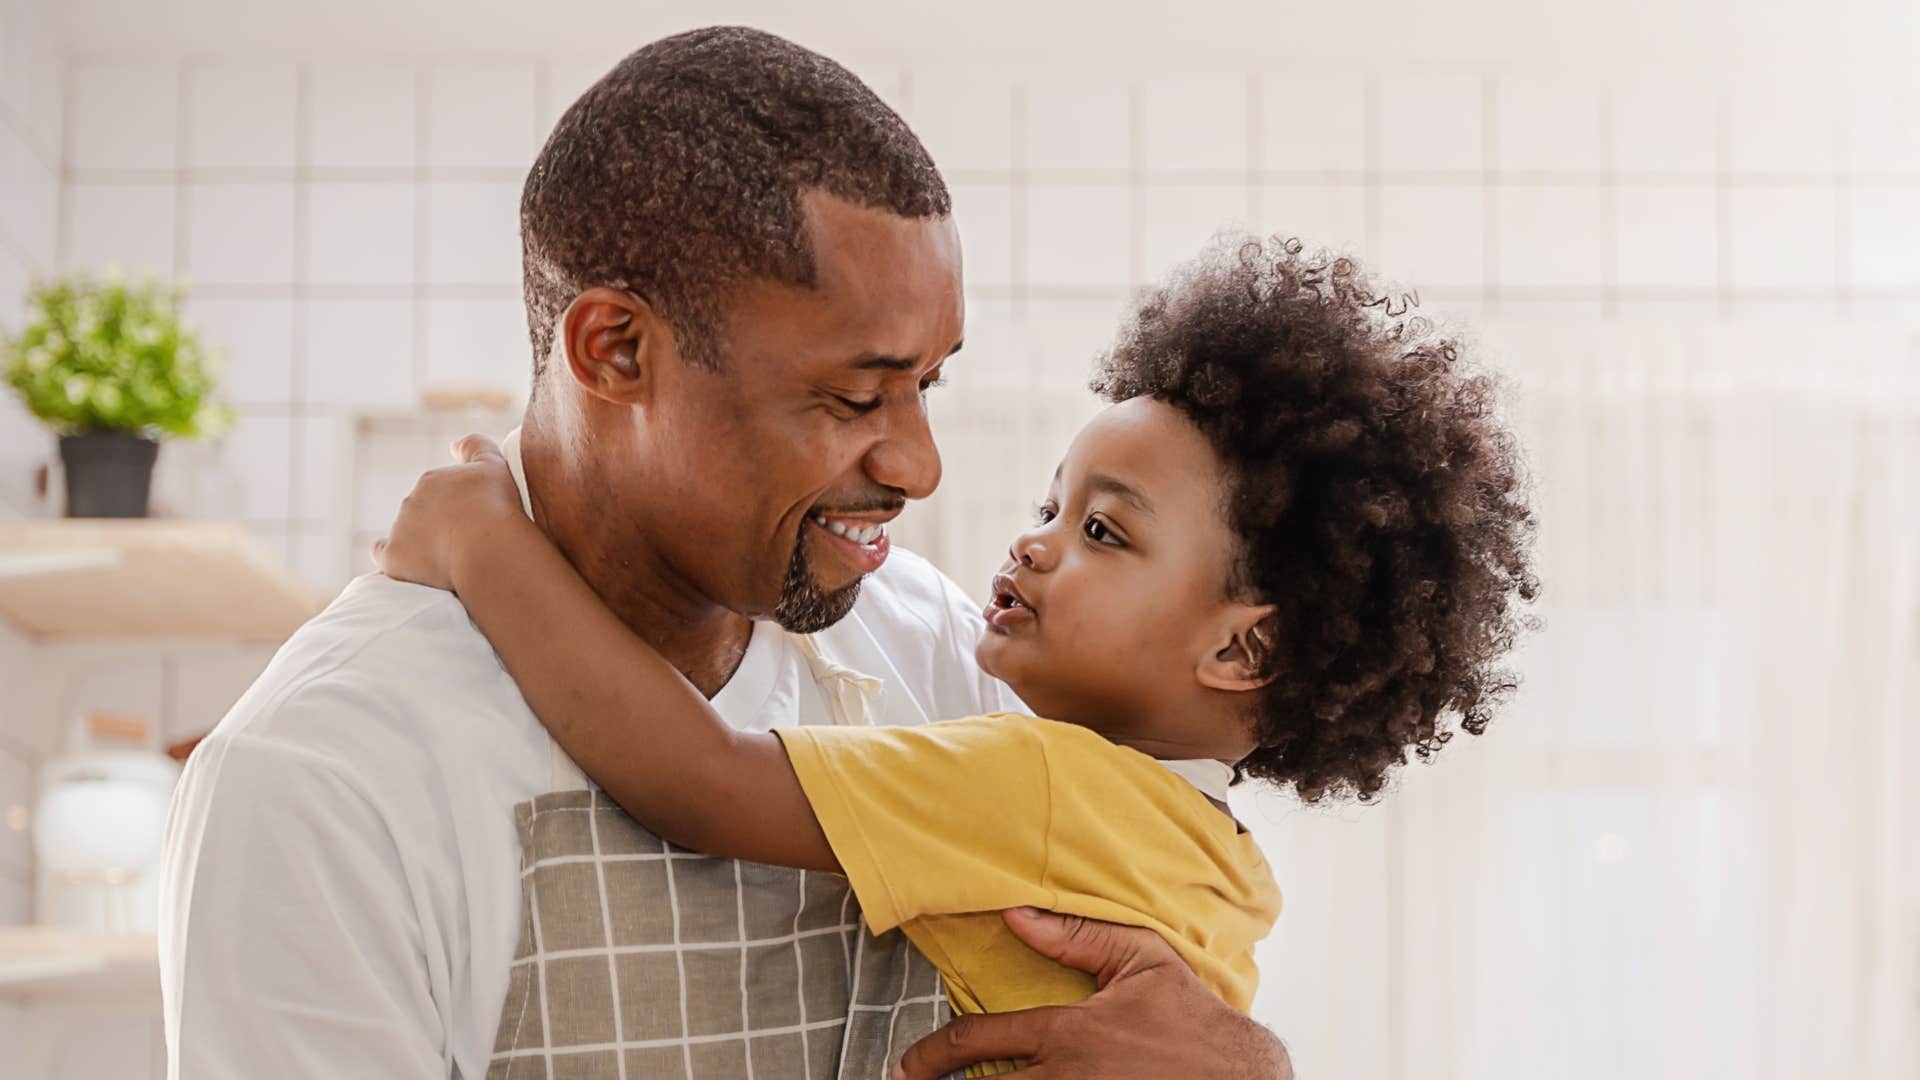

{"left": 3, "top": 271, "right": 231, "bottom": 517}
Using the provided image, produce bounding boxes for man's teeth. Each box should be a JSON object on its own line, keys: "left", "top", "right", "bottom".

{"left": 811, "top": 514, "right": 886, "bottom": 545}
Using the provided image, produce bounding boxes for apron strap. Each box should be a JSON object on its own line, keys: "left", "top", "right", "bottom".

{"left": 549, "top": 735, "right": 592, "bottom": 792}
{"left": 790, "top": 631, "right": 884, "bottom": 727}
{"left": 544, "top": 630, "right": 885, "bottom": 791}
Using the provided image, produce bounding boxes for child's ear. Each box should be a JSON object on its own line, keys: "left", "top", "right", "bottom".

{"left": 1197, "top": 605, "right": 1281, "bottom": 693}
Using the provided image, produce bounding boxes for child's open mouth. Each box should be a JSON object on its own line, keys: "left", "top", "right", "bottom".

{"left": 984, "top": 572, "right": 1036, "bottom": 632}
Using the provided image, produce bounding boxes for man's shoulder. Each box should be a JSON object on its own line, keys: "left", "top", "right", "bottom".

{"left": 201, "top": 574, "right": 538, "bottom": 773}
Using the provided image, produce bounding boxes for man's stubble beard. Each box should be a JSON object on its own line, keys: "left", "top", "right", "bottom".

{"left": 770, "top": 529, "right": 863, "bottom": 633}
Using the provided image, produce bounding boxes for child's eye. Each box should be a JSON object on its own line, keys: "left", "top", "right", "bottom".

{"left": 1031, "top": 502, "right": 1057, "bottom": 525}
{"left": 1084, "top": 516, "right": 1122, "bottom": 546}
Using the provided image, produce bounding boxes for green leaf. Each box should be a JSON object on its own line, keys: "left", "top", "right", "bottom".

{"left": 2, "top": 271, "right": 230, "bottom": 440}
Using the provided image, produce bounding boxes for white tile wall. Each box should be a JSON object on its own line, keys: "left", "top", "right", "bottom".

{"left": 1025, "top": 184, "right": 1132, "bottom": 288}
{"left": 183, "top": 297, "right": 296, "bottom": 406}
{"left": 305, "top": 182, "right": 415, "bottom": 286}
{"left": 1729, "top": 83, "right": 1839, "bottom": 177}
{"left": 1140, "top": 183, "right": 1254, "bottom": 277}
{"left": 65, "top": 61, "right": 177, "bottom": 172}
{"left": 1023, "top": 73, "right": 1131, "bottom": 172}
{"left": 948, "top": 182, "right": 1015, "bottom": 289}
{"left": 0, "top": 121, "right": 57, "bottom": 268}
{"left": 1848, "top": 185, "right": 1920, "bottom": 289}
{"left": 1260, "top": 73, "right": 1368, "bottom": 175}
{"left": 422, "top": 180, "right": 523, "bottom": 285}
{"left": 1728, "top": 187, "right": 1838, "bottom": 291}
{"left": 1378, "top": 183, "right": 1486, "bottom": 292}
{"left": 425, "top": 61, "right": 539, "bottom": 170}
{"left": 307, "top": 63, "right": 416, "bottom": 170}
{"left": 1612, "top": 78, "right": 1720, "bottom": 175}
{"left": 906, "top": 69, "right": 1014, "bottom": 173}
{"left": 1258, "top": 183, "right": 1369, "bottom": 254}
{"left": 1614, "top": 185, "right": 1721, "bottom": 291}
{"left": 1495, "top": 184, "right": 1607, "bottom": 291}
{"left": 1846, "top": 86, "right": 1920, "bottom": 175}
{"left": 1494, "top": 75, "right": 1607, "bottom": 175}
{"left": 301, "top": 298, "right": 418, "bottom": 409}
{"left": 183, "top": 181, "right": 296, "bottom": 285}
{"left": 183, "top": 61, "right": 297, "bottom": 170}
{"left": 214, "top": 412, "right": 296, "bottom": 521}
{"left": 538, "top": 56, "right": 618, "bottom": 138}
{"left": 1140, "top": 76, "right": 1248, "bottom": 174}
{"left": 1376, "top": 71, "right": 1485, "bottom": 174}
{"left": 420, "top": 296, "right": 531, "bottom": 395}
{"left": 62, "top": 183, "right": 175, "bottom": 276}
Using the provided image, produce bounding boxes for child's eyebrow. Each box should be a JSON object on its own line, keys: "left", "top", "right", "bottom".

{"left": 1085, "top": 473, "right": 1156, "bottom": 518}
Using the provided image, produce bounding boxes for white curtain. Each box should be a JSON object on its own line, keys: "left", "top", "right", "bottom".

{"left": 900, "top": 314, "right": 1920, "bottom": 1080}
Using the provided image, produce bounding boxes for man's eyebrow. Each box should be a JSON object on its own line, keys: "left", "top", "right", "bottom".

{"left": 1085, "top": 472, "right": 1155, "bottom": 517}
{"left": 847, "top": 339, "right": 965, "bottom": 372}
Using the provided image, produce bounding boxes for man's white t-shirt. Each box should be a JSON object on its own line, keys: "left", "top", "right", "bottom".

{"left": 158, "top": 522, "right": 1023, "bottom": 1077}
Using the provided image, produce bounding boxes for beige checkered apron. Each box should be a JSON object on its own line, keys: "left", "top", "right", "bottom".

{"left": 485, "top": 633, "right": 953, "bottom": 1080}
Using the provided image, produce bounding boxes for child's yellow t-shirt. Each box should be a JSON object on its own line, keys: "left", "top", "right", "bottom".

{"left": 773, "top": 713, "right": 1282, "bottom": 1021}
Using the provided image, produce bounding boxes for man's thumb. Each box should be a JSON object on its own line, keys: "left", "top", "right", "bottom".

{"left": 1000, "top": 907, "right": 1169, "bottom": 987}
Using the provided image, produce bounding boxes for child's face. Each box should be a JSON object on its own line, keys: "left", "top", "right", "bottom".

{"left": 976, "top": 396, "right": 1272, "bottom": 757}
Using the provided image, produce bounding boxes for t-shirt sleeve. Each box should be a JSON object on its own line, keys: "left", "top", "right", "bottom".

{"left": 161, "top": 732, "right": 446, "bottom": 1079}
{"left": 774, "top": 715, "right": 1054, "bottom": 933}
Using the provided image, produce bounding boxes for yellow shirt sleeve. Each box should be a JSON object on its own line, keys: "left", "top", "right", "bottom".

{"left": 774, "top": 714, "right": 1056, "bottom": 934}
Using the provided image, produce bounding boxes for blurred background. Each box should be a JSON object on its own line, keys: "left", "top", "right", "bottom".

{"left": 1, "top": 0, "right": 1916, "bottom": 1077}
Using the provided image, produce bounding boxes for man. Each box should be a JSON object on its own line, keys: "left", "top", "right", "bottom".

{"left": 160, "top": 26, "right": 1293, "bottom": 1080}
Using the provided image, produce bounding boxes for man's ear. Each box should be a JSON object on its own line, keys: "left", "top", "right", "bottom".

{"left": 1197, "top": 605, "right": 1281, "bottom": 693}
{"left": 559, "top": 287, "right": 671, "bottom": 405}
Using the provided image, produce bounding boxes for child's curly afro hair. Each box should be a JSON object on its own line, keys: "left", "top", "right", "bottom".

{"left": 1093, "top": 235, "right": 1539, "bottom": 802}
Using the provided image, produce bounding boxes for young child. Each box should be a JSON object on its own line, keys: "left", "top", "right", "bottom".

{"left": 374, "top": 236, "right": 1537, "bottom": 1069}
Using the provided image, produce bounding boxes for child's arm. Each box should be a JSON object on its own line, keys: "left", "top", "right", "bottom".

{"left": 374, "top": 436, "right": 839, "bottom": 873}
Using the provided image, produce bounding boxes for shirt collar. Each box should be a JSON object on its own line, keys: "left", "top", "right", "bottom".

{"left": 500, "top": 427, "right": 536, "bottom": 522}
{"left": 1158, "top": 757, "right": 1236, "bottom": 803}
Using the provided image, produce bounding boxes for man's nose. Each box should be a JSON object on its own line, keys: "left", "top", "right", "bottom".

{"left": 865, "top": 399, "right": 943, "bottom": 501}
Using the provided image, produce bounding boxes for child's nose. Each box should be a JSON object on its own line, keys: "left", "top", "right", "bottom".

{"left": 1009, "top": 530, "right": 1054, "bottom": 571}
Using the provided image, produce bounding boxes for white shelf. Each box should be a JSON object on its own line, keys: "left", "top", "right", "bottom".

{"left": 0, "top": 926, "right": 159, "bottom": 1006}
{"left": 0, "top": 519, "right": 327, "bottom": 642}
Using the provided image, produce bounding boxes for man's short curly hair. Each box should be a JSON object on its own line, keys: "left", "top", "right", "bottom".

{"left": 1093, "top": 236, "right": 1539, "bottom": 802}
{"left": 520, "top": 27, "right": 950, "bottom": 376}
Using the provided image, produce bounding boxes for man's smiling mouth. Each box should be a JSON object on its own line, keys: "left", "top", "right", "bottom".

{"left": 809, "top": 513, "right": 887, "bottom": 545}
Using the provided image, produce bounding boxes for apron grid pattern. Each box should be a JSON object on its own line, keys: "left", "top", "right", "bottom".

{"left": 485, "top": 791, "right": 954, "bottom": 1080}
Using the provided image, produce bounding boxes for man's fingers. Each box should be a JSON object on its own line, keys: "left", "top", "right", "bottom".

{"left": 1000, "top": 907, "right": 1175, "bottom": 987}
{"left": 450, "top": 433, "right": 506, "bottom": 465}
{"left": 892, "top": 1006, "right": 1065, "bottom": 1080}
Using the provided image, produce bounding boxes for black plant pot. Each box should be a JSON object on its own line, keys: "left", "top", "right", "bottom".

{"left": 59, "top": 432, "right": 160, "bottom": 518}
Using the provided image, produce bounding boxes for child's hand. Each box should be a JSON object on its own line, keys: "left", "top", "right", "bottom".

{"left": 372, "top": 434, "right": 528, "bottom": 592}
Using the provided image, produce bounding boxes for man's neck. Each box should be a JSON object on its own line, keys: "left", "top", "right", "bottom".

{"left": 518, "top": 424, "right": 754, "bottom": 700}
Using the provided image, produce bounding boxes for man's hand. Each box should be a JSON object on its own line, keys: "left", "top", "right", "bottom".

{"left": 892, "top": 907, "right": 1294, "bottom": 1079}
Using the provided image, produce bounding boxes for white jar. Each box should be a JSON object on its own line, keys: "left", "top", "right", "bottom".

{"left": 33, "top": 751, "right": 182, "bottom": 932}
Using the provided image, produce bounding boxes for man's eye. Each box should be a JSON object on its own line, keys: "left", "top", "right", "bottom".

{"left": 920, "top": 375, "right": 948, "bottom": 394}
{"left": 834, "top": 394, "right": 882, "bottom": 414}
